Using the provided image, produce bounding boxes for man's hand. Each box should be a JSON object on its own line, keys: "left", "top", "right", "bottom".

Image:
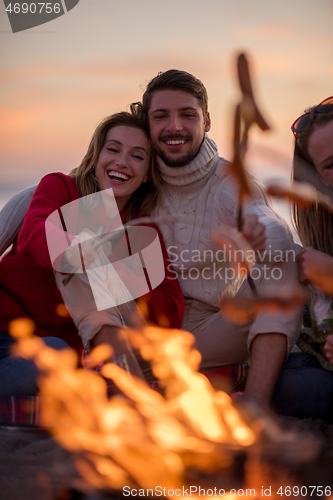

{"left": 296, "top": 248, "right": 333, "bottom": 295}
{"left": 224, "top": 214, "right": 266, "bottom": 252}
{"left": 241, "top": 213, "right": 266, "bottom": 252}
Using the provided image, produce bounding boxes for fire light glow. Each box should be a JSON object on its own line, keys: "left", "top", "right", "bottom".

{"left": 9, "top": 318, "right": 258, "bottom": 498}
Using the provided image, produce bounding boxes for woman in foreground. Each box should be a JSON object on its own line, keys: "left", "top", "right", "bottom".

{"left": 0, "top": 107, "right": 184, "bottom": 397}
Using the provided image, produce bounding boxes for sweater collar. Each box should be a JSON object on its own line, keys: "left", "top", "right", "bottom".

{"left": 157, "top": 134, "right": 219, "bottom": 187}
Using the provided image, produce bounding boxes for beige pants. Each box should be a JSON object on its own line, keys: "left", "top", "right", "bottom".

{"left": 182, "top": 259, "right": 303, "bottom": 371}
{"left": 56, "top": 256, "right": 303, "bottom": 373}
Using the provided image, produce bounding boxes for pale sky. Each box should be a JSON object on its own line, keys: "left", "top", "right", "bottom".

{"left": 0, "top": 0, "right": 332, "bottom": 218}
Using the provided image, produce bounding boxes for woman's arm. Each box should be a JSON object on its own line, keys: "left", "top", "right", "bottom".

{"left": 139, "top": 223, "right": 185, "bottom": 330}
{"left": 17, "top": 173, "right": 76, "bottom": 268}
{"left": 0, "top": 185, "right": 36, "bottom": 257}
{"left": 296, "top": 248, "right": 333, "bottom": 365}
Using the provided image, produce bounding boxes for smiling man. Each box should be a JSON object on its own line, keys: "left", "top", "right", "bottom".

{"left": 148, "top": 88, "right": 210, "bottom": 167}
{"left": 139, "top": 69, "right": 302, "bottom": 409}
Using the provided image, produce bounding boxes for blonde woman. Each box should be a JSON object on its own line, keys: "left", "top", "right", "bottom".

{"left": 0, "top": 107, "right": 184, "bottom": 397}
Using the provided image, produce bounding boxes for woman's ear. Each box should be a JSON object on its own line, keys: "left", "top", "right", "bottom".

{"left": 142, "top": 174, "right": 149, "bottom": 183}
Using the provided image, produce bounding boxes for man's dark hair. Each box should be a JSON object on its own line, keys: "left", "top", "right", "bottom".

{"left": 142, "top": 69, "right": 208, "bottom": 116}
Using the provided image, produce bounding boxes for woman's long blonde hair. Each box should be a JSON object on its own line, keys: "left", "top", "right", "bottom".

{"left": 69, "top": 104, "right": 162, "bottom": 221}
{"left": 292, "top": 108, "right": 333, "bottom": 256}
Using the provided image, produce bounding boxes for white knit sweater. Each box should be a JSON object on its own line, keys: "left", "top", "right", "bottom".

{"left": 153, "top": 135, "right": 294, "bottom": 309}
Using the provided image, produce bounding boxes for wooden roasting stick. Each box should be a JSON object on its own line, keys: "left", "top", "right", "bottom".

{"left": 230, "top": 53, "right": 270, "bottom": 297}
{"left": 267, "top": 181, "right": 333, "bottom": 214}
{"left": 221, "top": 53, "right": 307, "bottom": 320}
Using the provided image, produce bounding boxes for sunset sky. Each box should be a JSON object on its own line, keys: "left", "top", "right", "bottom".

{"left": 0, "top": 0, "right": 332, "bottom": 224}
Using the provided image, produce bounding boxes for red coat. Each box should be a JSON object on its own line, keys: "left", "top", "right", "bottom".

{"left": 0, "top": 173, "right": 185, "bottom": 353}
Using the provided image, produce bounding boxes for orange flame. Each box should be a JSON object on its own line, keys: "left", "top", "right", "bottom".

{"left": 13, "top": 323, "right": 257, "bottom": 498}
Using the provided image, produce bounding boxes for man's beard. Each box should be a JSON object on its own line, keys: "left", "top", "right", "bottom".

{"left": 155, "top": 136, "right": 203, "bottom": 167}
{"left": 158, "top": 148, "right": 199, "bottom": 167}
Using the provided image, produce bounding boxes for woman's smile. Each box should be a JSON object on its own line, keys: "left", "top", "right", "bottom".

{"left": 106, "top": 169, "right": 131, "bottom": 183}
{"left": 95, "top": 125, "right": 150, "bottom": 210}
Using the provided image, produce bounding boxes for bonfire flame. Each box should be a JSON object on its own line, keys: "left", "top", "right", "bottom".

{"left": 10, "top": 319, "right": 256, "bottom": 497}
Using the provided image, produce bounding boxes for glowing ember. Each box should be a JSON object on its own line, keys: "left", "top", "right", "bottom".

{"left": 9, "top": 318, "right": 35, "bottom": 338}
{"left": 55, "top": 303, "right": 70, "bottom": 317}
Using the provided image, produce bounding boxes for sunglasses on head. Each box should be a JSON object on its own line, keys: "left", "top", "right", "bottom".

{"left": 291, "top": 96, "right": 333, "bottom": 137}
